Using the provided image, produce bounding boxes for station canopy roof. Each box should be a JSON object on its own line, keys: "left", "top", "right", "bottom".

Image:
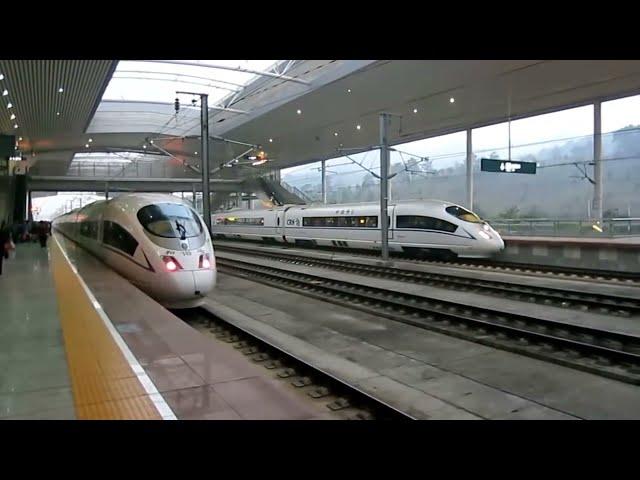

{"left": 2, "top": 59, "right": 640, "bottom": 180}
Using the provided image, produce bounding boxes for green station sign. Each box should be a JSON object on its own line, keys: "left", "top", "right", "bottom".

{"left": 481, "top": 158, "right": 537, "bottom": 174}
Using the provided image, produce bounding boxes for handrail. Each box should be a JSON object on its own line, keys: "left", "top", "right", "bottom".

{"left": 486, "top": 217, "right": 640, "bottom": 237}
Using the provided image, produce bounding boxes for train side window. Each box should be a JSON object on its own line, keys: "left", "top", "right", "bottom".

{"left": 396, "top": 215, "right": 458, "bottom": 233}
{"left": 80, "top": 221, "right": 99, "bottom": 239}
{"left": 103, "top": 221, "right": 138, "bottom": 256}
{"left": 364, "top": 216, "right": 378, "bottom": 227}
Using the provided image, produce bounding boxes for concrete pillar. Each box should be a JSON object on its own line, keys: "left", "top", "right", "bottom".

{"left": 321, "top": 160, "right": 327, "bottom": 204}
{"left": 466, "top": 129, "right": 474, "bottom": 211}
{"left": 379, "top": 113, "right": 391, "bottom": 261}
{"left": 593, "top": 101, "right": 603, "bottom": 223}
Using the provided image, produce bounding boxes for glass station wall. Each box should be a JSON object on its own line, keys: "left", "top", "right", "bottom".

{"left": 282, "top": 96, "right": 639, "bottom": 220}
{"left": 601, "top": 94, "right": 640, "bottom": 218}
{"left": 473, "top": 105, "right": 594, "bottom": 219}
{"left": 389, "top": 131, "right": 467, "bottom": 206}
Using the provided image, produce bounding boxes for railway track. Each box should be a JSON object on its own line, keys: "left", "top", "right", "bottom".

{"left": 216, "top": 255, "right": 640, "bottom": 386}
{"left": 215, "top": 245, "right": 640, "bottom": 317}
{"left": 213, "top": 239, "right": 640, "bottom": 284}
{"left": 176, "top": 308, "right": 414, "bottom": 420}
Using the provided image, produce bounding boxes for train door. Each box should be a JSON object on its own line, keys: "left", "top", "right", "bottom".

{"left": 276, "top": 208, "right": 285, "bottom": 241}
{"left": 387, "top": 206, "right": 395, "bottom": 240}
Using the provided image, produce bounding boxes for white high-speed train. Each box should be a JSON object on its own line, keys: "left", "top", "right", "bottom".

{"left": 53, "top": 193, "right": 216, "bottom": 308}
{"left": 211, "top": 200, "right": 504, "bottom": 258}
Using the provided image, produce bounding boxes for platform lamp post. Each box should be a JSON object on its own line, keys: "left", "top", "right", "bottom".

{"left": 176, "top": 91, "right": 212, "bottom": 233}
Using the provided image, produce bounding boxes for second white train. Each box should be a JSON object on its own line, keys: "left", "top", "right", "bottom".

{"left": 211, "top": 200, "right": 504, "bottom": 258}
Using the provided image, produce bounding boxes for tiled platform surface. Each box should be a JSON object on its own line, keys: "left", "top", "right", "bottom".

{"left": 55, "top": 234, "right": 328, "bottom": 420}
{"left": 498, "top": 235, "right": 640, "bottom": 273}
{"left": 0, "top": 242, "right": 75, "bottom": 419}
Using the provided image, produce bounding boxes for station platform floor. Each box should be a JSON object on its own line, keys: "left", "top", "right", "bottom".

{"left": 1, "top": 236, "right": 330, "bottom": 420}
{"left": 503, "top": 235, "right": 640, "bottom": 247}
{"left": 0, "top": 242, "right": 76, "bottom": 419}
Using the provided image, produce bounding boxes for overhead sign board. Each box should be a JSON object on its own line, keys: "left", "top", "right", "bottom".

{"left": 481, "top": 158, "right": 537, "bottom": 175}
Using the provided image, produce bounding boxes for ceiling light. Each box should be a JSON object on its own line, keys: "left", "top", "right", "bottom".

{"left": 14, "top": 124, "right": 18, "bottom": 129}
{"left": 2, "top": 89, "right": 8, "bottom": 96}
{"left": 56, "top": 112, "right": 60, "bottom": 116}
{"left": 268, "top": 138, "right": 273, "bottom": 143}
{"left": 150, "top": 140, "right": 154, "bottom": 144}
{"left": 347, "top": 89, "right": 352, "bottom": 93}
{"left": 449, "top": 97, "right": 455, "bottom": 103}
{"left": 58, "top": 87, "right": 64, "bottom": 93}
{"left": 0, "top": 74, "right": 4, "bottom": 80}
{"left": 296, "top": 109, "right": 302, "bottom": 115}
{"left": 194, "top": 151, "right": 198, "bottom": 155}
{"left": 7, "top": 102, "right": 12, "bottom": 109}
{"left": 10, "top": 113, "right": 15, "bottom": 120}
{"left": 88, "top": 138, "right": 93, "bottom": 143}
{"left": 356, "top": 124, "right": 361, "bottom": 130}
{"left": 143, "top": 144, "right": 147, "bottom": 149}
{"left": 413, "top": 108, "right": 418, "bottom": 113}
{"left": 18, "top": 137, "right": 22, "bottom": 141}
{"left": 334, "top": 132, "right": 338, "bottom": 137}
{"left": 85, "top": 144, "right": 89, "bottom": 148}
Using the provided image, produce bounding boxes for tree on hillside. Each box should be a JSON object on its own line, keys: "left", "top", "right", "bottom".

{"left": 497, "top": 205, "right": 520, "bottom": 219}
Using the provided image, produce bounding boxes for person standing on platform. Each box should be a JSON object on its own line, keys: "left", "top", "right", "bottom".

{"left": 0, "top": 221, "right": 15, "bottom": 276}
{"left": 37, "top": 221, "right": 48, "bottom": 248}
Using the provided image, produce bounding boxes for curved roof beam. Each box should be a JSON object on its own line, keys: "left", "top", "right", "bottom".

{"left": 114, "top": 70, "right": 245, "bottom": 89}
{"left": 101, "top": 99, "right": 248, "bottom": 114}
{"left": 112, "top": 75, "right": 241, "bottom": 93}
{"left": 140, "top": 60, "right": 311, "bottom": 85}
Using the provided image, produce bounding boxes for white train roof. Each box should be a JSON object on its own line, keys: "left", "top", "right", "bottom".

{"left": 104, "top": 193, "right": 193, "bottom": 210}
{"left": 213, "top": 199, "right": 468, "bottom": 217}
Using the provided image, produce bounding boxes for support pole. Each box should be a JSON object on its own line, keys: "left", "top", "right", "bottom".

{"left": 201, "top": 94, "right": 212, "bottom": 232}
{"left": 105, "top": 182, "right": 109, "bottom": 200}
{"left": 192, "top": 183, "right": 197, "bottom": 210}
{"left": 379, "top": 113, "right": 391, "bottom": 261}
{"left": 466, "top": 129, "right": 474, "bottom": 211}
{"left": 321, "top": 160, "right": 327, "bottom": 204}
{"left": 593, "top": 101, "right": 603, "bottom": 224}
{"left": 27, "top": 190, "right": 33, "bottom": 223}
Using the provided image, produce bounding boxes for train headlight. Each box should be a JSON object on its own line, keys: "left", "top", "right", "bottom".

{"left": 162, "top": 255, "right": 182, "bottom": 272}
{"left": 199, "top": 253, "right": 212, "bottom": 269}
{"left": 478, "top": 230, "right": 492, "bottom": 240}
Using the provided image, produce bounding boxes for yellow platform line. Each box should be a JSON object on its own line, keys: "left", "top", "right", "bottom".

{"left": 49, "top": 235, "right": 168, "bottom": 420}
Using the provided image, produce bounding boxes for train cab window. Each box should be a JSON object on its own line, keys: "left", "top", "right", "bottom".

{"left": 396, "top": 215, "right": 458, "bottom": 233}
{"left": 103, "top": 221, "right": 138, "bottom": 256}
{"left": 137, "top": 203, "right": 203, "bottom": 238}
{"left": 445, "top": 206, "right": 483, "bottom": 223}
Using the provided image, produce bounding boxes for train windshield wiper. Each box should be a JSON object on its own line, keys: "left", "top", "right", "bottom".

{"left": 175, "top": 220, "right": 187, "bottom": 240}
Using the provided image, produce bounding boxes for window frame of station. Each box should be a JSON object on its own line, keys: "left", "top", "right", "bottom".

{"left": 396, "top": 215, "right": 458, "bottom": 233}
{"left": 216, "top": 216, "right": 265, "bottom": 226}
{"left": 302, "top": 215, "right": 379, "bottom": 228}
